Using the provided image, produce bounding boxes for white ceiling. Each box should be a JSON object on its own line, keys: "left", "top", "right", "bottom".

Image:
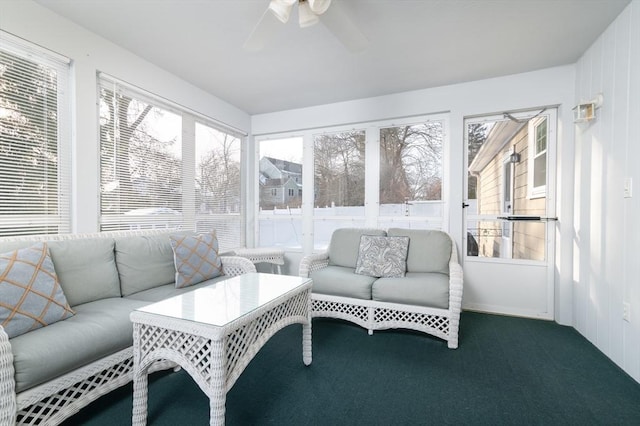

{"left": 35, "top": 0, "right": 630, "bottom": 115}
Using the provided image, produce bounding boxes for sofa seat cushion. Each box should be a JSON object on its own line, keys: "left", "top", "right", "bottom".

{"left": 387, "top": 228, "right": 452, "bottom": 274}
{"left": 10, "top": 297, "right": 148, "bottom": 393}
{"left": 310, "top": 265, "right": 377, "bottom": 300}
{"left": 328, "top": 228, "right": 387, "bottom": 269}
{"left": 125, "top": 275, "right": 230, "bottom": 303}
{"left": 372, "top": 272, "right": 450, "bottom": 309}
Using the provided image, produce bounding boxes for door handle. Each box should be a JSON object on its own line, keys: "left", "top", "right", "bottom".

{"left": 462, "top": 202, "right": 470, "bottom": 208}
{"left": 497, "top": 216, "right": 558, "bottom": 221}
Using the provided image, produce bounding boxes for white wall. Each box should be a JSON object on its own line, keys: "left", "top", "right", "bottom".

{"left": 573, "top": 0, "right": 640, "bottom": 382}
{"left": 0, "top": 0, "right": 251, "bottom": 233}
{"left": 252, "top": 66, "right": 576, "bottom": 326}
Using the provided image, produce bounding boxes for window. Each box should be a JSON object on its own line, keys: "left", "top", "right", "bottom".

{"left": 99, "top": 74, "right": 244, "bottom": 251}
{"left": 257, "top": 137, "right": 303, "bottom": 249}
{"left": 0, "top": 33, "right": 71, "bottom": 236}
{"left": 529, "top": 117, "right": 547, "bottom": 198}
{"left": 194, "top": 122, "right": 242, "bottom": 250}
{"left": 378, "top": 121, "right": 444, "bottom": 228}
{"left": 254, "top": 115, "right": 447, "bottom": 252}
{"left": 313, "top": 130, "right": 366, "bottom": 249}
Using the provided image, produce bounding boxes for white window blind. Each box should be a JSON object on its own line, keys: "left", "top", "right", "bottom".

{"left": 0, "top": 33, "right": 71, "bottom": 236}
{"left": 98, "top": 75, "right": 244, "bottom": 251}
{"left": 99, "top": 76, "right": 184, "bottom": 231}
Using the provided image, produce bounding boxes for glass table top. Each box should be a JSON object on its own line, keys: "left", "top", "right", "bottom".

{"left": 135, "top": 273, "right": 312, "bottom": 327}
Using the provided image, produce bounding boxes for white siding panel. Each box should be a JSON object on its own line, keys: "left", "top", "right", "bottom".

{"left": 624, "top": 0, "right": 640, "bottom": 381}
{"left": 574, "top": 0, "right": 640, "bottom": 382}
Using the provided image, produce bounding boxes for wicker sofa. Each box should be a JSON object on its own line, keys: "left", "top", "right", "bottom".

{"left": 0, "top": 229, "right": 256, "bottom": 426}
{"left": 299, "top": 228, "right": 463, "bottom": 349}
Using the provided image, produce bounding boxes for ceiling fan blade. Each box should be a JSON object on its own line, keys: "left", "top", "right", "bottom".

{"left": 268, "top": 0, "right": 296, "bottom": 24}
{"left": 308, "top": 0, "right": 332, "bottom": 15}
{"left": 320, "top": 0, "right": 368, "bottom": 53}
{"left": 243, "top": 8, "right": 282, "bottom": 52}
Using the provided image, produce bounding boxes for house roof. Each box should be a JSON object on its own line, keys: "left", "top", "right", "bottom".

{"left": 262, "top": 157, "right": 302, "bottom": 174}
{"left": 468, "top": 120, "right": 526, "bottom": 174}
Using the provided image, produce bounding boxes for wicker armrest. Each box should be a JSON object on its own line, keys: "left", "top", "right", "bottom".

{"left": 220, "top": 256, "right": 257, "bottom": 276}
{"left": 0, "top": 326, "right": 16, "bottom": 425}
{"left": 448, "top": 260, "right": 463, "bottom": 312}
{"left": 299, "top": 252, "right": 330, "bottom": 278}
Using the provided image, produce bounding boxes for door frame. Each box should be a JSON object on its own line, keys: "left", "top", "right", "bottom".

{"left": 462, "top": 107, "right": 557, "bottom": 319}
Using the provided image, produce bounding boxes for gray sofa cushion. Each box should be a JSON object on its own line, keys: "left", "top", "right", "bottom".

{"left": 387, "top": 228, "right": 452, "bottom": 274}
{"left": 9, "top": 297, "right": 148, "bottom": 393}
{"left": 372, "top": 272, "right": 450, "bottom": 309}
{"left": 328, "top": 228, "right": 386, "bottom": 268}
{"left": 125, "top": 275, "right": 230, "bottom": 303}
{"left": 115, "top": 231, "right": 194, "bottom": 296}
{"left": 310, "top": 265, "right": 377, "bottom": 300}
{"left": 47, "top": 238, "right": 121, "bottom": 306}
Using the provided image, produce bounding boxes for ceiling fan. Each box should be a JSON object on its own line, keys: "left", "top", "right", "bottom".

{"left": 243, "top": 0, "right": 368, "bottom": 53}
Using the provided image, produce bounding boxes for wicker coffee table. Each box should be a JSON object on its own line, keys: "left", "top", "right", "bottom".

{"left": 130, "top": 273, "right": 312, "bottom": 425}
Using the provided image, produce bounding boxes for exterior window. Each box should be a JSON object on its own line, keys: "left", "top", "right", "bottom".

{"left": 379, "top": 122, "right": 443, "bottom": 227}
{"left": 99, "top": 75, "right": 244, "bottom": 251}
{"left": 529, "top": 117, "right": 547, "bottom": 198}
{"left": 0, "top": 35, "right": 71, "bottom": 236}
{"left": 255, "top": 115, "right": 447, "bottom": 252}
{"left": 258, "top": 137, "right": 303, "bottom": 249}
{"left": 313, "top": 130, "right": 365, "bottom": 249}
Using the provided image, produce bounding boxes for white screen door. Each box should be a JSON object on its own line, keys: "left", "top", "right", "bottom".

{"left": 463, "top": 108, "right": 557, "bottom": 319}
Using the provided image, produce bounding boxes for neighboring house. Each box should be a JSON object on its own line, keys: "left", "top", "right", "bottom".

{"left": 468, "top": 117, "right": 548, "bottom": 261}
{"left": 259, "top": 156, "right": 303, "bottom": 209}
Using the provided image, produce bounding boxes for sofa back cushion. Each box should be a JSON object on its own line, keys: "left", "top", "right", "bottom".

{"left": 387, "top": 228, "right": 452, "bottom": 274}
{"left": 47, "top": 238, "right": 121, "bottom": 306}
{"left": 0, "top": 236, "right": 123, "bottom": 306}
{"left": 328, "top": 228, "right": 386, "bottom": 268}
{"left": 115, "top": 231, "right": 194, "bottom": 296}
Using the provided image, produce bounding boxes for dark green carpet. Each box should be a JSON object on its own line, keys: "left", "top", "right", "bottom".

{"left": 62, "top": 312, "right": 640, "bottom": 425}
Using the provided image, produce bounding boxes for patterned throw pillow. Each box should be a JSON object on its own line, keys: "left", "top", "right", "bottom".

{"left": 355, "top": 235, "right": 410, "bottom": 278}
{"left": 0, "top": 243, "right": 75, "bottom": 339}
{"left": 170, "top": 231, "right": 223, "bottom": 288}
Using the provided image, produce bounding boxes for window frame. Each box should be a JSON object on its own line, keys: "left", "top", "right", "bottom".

{"left": 253, "top": 113, "right": 449, "bottom": 253}
{"left": 528, "top": 116, "right": 548, "bottom": 199}
{"left": 97, "top": 73, "right": 246, "bottom": 251}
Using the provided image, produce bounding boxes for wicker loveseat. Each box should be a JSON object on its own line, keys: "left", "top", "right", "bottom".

{"left": 0, "top": 229, "right": 256, "bottom": 426}
{"left": 299, "top": 228, "right": 463, "bottom": 349}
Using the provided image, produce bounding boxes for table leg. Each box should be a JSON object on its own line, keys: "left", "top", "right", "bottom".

{"left": 209, "top": 338, "right": 226, "bottom": 426}
{"left": 132, "top": 370, "right": 148, "bottom": 426}
{"left": 303, "top": 299, "right": 312, "bottom": 366}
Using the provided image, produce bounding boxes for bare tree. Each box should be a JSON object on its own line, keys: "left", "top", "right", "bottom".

{"left": 100, "top": 89, "right": 181, "bottom": 213}
{"left": 314, "top": 131, "right": 365, "bottom": 207}
{"left": 0, "top": 50, "right": 60, "bottom": 220}
{"left": 197, "top": 133, "right": 241, "bottom": 214}
{"left": 380, "top": 123, "right": 443, "bottom": 204}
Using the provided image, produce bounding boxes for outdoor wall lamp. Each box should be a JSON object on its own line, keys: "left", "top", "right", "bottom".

{"left": 573, "top": 93, "right": 603, "bottom": 123}
{"left": 509, "top": 146, "right": 521, "bottom": 164}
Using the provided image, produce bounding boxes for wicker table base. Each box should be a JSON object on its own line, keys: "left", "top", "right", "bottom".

{"left": 130, "top": 273, "right": 312, "bottom": 426}
{"left": 232, "top": 247, "right": 285, "bottom": 274}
